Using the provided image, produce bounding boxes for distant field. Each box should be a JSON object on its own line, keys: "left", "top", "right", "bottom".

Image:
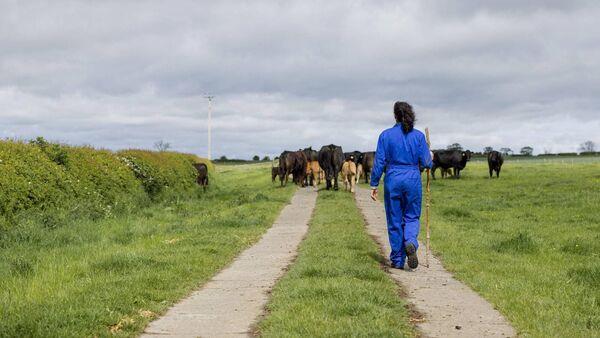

{"left": 425, "top": 160, "right": 600, "bottom": 336}
{"left": 0, "top": 164, "right": 295, "bottom": 337}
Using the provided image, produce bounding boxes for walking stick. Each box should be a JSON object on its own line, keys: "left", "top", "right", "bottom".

{"left": 424, "top": 128, "right": 432, "bottom": 268}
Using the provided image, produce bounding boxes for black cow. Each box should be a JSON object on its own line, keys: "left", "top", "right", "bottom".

{"left": 487, "top": 150, "right": 504, "bottom": 178}
{"left": 278, "top": 150, "right": 292, "bottom": 186}
{"left": 344, "top": 151, "right": 364, "bottom": 164}
{"left": 432, "top": 150, "right": 472, "bottom": 179}
{"left": 271, "top": 159, "right": 280, "bottom": 183}
{"left": 318, "top": 144, "right": 344, "bottom": 190}
{"left": 361, "top": 151, "right": 375, "bottom": 184}
{"left": 193, "top": 163, "right": 209, "bottom": 191}
{"left": 280, "top": 150, "right": 308, "bottom": 187}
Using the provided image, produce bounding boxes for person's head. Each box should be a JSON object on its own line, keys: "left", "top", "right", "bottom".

{"left": 393, "top": 101, "right": 415, "bottom": 133}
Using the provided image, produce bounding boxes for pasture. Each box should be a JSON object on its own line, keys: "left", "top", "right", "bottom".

{"left": 0, "top": 164, "right": 295, "bottom": 337}
{"left": 0, "top": 155, "right": 598, "bottom": 337}
{"left": 424, "top": 158, "right": 600, "bottom": 336}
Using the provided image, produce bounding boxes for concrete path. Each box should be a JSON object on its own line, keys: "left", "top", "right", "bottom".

{"left": 142, "top": 188, "right": 317, "bottom": 338}
{"left": 355, "top": 187, "right": 516, "bottom": 338}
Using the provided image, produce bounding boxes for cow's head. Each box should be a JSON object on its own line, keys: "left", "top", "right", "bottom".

{"left": 462, "top": 150, "right": 472, "bottom": 161}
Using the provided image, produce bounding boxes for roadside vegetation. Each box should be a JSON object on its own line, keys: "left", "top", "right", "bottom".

{"left": 427, "top": 160, "right": 600, "bottom": 336}
{"left": 0, "top": 151, "right": 294, "bottom": 337}
{"left": 258, "top": 190, "right": 415, "bottom": 337}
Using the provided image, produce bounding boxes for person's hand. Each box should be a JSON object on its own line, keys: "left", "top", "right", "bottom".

{"left": 430, "top": 150, "right": 434, "bottom": 159}
{"left": 371, "top": 188, "right": 378, "bottom": 201}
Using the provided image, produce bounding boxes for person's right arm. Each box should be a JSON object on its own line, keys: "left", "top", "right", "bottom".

{"left": 418, "top": 132, "right": 433, "bottom": 169}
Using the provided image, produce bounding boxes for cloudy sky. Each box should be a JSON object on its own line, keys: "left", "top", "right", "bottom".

{"left": 1, "top": 1, "right": 599, "bottom": 158}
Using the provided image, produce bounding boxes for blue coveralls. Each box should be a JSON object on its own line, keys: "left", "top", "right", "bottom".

{"left": 370, "top": 124, "right": 432, "bottom": 267}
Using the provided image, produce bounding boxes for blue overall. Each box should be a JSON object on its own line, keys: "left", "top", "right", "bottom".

{"left": 370, "top": 124, "right": 432, "bottom": 267}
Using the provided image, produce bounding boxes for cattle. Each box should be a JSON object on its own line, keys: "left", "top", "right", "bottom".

{"left": 318, "top": 144, "right": 344, "bottom": 190}
{"left": 361, "top": 151, "right": 375, "bottom": 184}
{"left": 344, "top": 151, "right": 364, "bottom": 184}
{"left": 441, "top": 168, "right": 453, "bottom": 179}
{"left": 278, "top": 150, "right": 292, "bottom": 186}
{"left": 341, "top": 157, "right": 357, "bottom": 193}
{"left": 303, "top": 147, "right": 322, "bottom": 187}
{"left": 432, "top": 150, "right": 472, "bottom": 179}
{"left": 193, "top": 163, "right": 209, "bottom": 191}
{"left": 280, "top": 150, "right": 308, "bottom": 187}
{"left": 487, "top": 150, "right": 504, "bottom": 178}
{"left": 271, "top": 159, "right": 280, "bottom": 183}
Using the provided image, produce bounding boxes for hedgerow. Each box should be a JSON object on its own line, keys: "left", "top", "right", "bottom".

{"left": 117, "top": 150, "right": 201, "bottom": 200}
{"left": 0, "top": 138, "right": 208, "bottom": 229}
{"left": 0, "top": 140, "right": 75, "bottom": 227}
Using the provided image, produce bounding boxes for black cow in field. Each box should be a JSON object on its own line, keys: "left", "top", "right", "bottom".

{"left": 193, "top": 163, "right": 209, "bottom": 191}
{"left": 487, "top": 150, "right": 504, "bottom": 178}
{"left": 271, "top": 159, "right": 280, "bottom": 183}
{"left": 318, "top": 144, "right": 344, "bottom": 190}
{"left": 432, "top": 150, "right": 472, "bottom": 179}
{"left": 361, "top": 151, "right": 375, "bottom": 184}
{"left": 280, "top": 150, "right": 308, "bottom": 187}
{"left": 278, "top": 151, "right": 292, "bottom": 186}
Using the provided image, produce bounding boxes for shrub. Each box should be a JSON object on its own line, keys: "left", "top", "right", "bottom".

{"left": 0, "top": 139, "right": 206, "bottom": 229}
{"left": 0, "top": 140, "right": 76, "bottom": 226}
{"left": 117, "top": 150, "right": 200, "bottom": 200}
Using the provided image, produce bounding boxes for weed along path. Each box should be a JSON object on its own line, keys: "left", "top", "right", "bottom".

{"left": 355, "top": 187, "right": 516, "bottom": 337}
{"left": 142, "top": 188, "right": 317, "bottom": 337}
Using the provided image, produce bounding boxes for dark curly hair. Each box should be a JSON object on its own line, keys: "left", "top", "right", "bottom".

{"left": 393, "top": 101, "right": 415, "bottom": 133}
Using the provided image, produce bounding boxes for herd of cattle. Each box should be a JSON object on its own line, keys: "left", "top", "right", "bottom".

{"left": 270, "top": 146, "right": 505, "bottom": 191}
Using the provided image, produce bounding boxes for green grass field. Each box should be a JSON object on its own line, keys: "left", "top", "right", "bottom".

{"left": 0, "top": 164, "right": 295, "bottom": 337}
{"left": 1, "top": 158, "right": 598, "bottom": 337}
{"left": 427, "top": 160, "right": 600, "bottom": 337}
{"left": 258, "top": 189, "right": 415, "bottom": 337}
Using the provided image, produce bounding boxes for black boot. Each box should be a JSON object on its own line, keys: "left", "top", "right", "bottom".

{"left": 405, "top": 242, "right": 418, "bottom": 269}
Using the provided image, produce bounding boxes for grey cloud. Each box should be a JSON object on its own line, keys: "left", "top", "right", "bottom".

{"left": 1, "top": 1, "right": 599, "bottom": 158}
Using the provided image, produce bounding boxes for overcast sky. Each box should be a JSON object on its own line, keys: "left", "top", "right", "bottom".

{"left": 1, "top": 1, "right": 599, "bottom": 158}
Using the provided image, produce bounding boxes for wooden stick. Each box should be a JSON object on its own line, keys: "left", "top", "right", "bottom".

{"left": 424, "top": 127, "right": 432, "bottom": 268}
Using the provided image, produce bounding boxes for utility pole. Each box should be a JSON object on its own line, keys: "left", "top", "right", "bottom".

{"left": 205, "top": 95, "right": 214, "bottom": 160}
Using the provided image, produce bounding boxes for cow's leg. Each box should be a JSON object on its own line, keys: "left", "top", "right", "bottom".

{"left": 333, "top": 172, "right": 339, "bottom": 190}
{"left": 489, "top": 166, "right": 493, "bottom": 178}
{"left": 350, "top": 174, "right": 355, "bottom": 193}
{"left": 497, "top": 167, "right": 501, "bottom": 178}
{"left": 431, "top": 166, "right": 437, "bottom": 180}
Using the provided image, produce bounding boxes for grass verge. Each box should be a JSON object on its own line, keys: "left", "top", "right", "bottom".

{"left": 427, "top": 160, "right": 600, "bottom": 336}
{"left": 0, "top": 163, "right": 295, "bottom": 337}
{"left": 258, "top": 189, "right": 415, "bottom": 337}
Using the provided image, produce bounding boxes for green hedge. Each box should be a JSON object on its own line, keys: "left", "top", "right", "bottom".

{"left": 0, "top": 139, "right": 209, "bottom": 229}
{"left": 0, "top": 140, "right": 75, "bottom": 226}
{"left": 116, "top": 150, "right": 201, "bottom": 200}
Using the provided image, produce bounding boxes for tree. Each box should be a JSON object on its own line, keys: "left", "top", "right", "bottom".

{"left": 483, "top": 146, "right": 493, "bottom": 154}
{"left": 499, "top": 147, "right": 513, "bottom": 156}
{"left": 154, "top": 140, "right": 171, "bottom": 152}
{"left": 262, "top": 156, "right": 270, "bottom": 161}
{"left": 219, "top": 155, "right": 228, "bottom": 161}
{"left": 579, "top": 140, "right": 596, "bottom": 153}
{"left": 520, "top": 146, "right": 533, "bottom": 156}
{"left": 447, "top": 143, "right": 463, "bottom": 151}
{"left": 252, "top": 155, "right": 260, "bottom": 161}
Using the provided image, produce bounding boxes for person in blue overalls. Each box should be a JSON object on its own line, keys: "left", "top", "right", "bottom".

{"left": 370, "top": 101, "right": 433, "bottom": 270}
